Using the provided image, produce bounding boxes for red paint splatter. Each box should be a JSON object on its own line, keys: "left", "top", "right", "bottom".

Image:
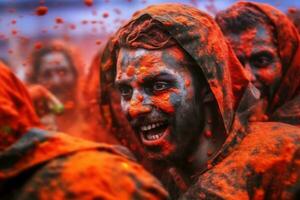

{"left": 185, "top": 79, "right": 191, "bottom": 87}
{"left": 204, "top": 130, "right": 212, "bottom": 138}
{"left": 34, "top": 42, "right": 43, "bottom": 50}
{"left": 69, "top": 24, "right": 76, "bottom": 30}
{"left": 94, "top": 40, "right": 101, "bottom": 45}
{"left": 84, "top": 0, "right": 93, "bottom": 6}
{"left": 102, "top": 12, "right": 109, "bottom": 18}
{"left": 11, "top": 19, "right": 17, "bottom": 25}
{"left": 126, "top": 65, "right": 135, "bottom": 77}
{"left": 128, "top": 101, "right": 151, "bottom": 118}
{"left": 137, "top": 94, "right": 144, "bottom": 101}
{"left": 55, "top": 17, "right": 64, "bottom": 24}
{"left": 35, "top": 6, "right": 48, "bottom": 16}
{"left": 11, "top": 29, "right": 18, "bottom": 35}
{"left": 151, "top": 89, "right": 178, "bottom": 114}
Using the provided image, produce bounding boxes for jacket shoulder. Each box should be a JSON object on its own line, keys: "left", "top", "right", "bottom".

{"left": 16, "top": 150, "right": 168, "bottom": 200}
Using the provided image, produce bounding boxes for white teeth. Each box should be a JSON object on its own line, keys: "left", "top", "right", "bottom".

{"left": 140, "top": 122, "right": 166, "bottom": 141}
{"left": 145, "top": 133, "right": 163, "bottom": 140}
{"left": 140, "top": 122, "right": 164, "bottom": 132}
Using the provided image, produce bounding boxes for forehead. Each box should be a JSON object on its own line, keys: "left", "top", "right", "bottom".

{"left": 40, "top": 51, "right": 71, "bottom": 73}
{"left": 41, "top": 51, "right": 69, "bottom": 65}
{"left": 227, "top": 23, "right": 275, "bottom": 51}
{"left": 117, "top": 47, "right": 188, "bottom": 70}
{"left": 115, "top": 47, "right": 192, "bottom": 82}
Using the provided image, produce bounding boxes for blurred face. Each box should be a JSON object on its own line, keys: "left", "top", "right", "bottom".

{"left": 37, "top": 51, "right": 76, "bottom": 101}
{"left": 115, "top": 46, "right": 204, "bottom": 160}
{"left": 226, "top": 23, "right": 282, "bottom": 100}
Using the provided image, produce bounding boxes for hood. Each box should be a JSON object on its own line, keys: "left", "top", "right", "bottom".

{"left": 220, "top": 2, "right": 300, "bottom": 114}
{"left": 81, "top": 49, "right": 119, "bottom": 143}
{"left": 0, "top": 128, "right": 133, "bottom": 180}
{"left": 0, "top": 62, "right": 40, "bottom": 151}
{"left": 99, "top": 3, "right": 258, "bottom": 162}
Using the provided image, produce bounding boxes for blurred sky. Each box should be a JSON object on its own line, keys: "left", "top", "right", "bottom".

{"left": 0, "top": 0, "right": 299, "bottom": 78}
{"left": 1, "top": 0, "right": 299, "bottom": 35}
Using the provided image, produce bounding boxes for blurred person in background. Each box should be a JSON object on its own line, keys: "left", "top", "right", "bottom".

{"left": 28, "top": 40, "right": 96, "bottom": 140}
{"left": 216, "top": 2, "right": 300, "bottom": 126}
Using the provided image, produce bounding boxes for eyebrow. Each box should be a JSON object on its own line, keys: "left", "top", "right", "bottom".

{"left": 251, "top": 49, "right": 276, "bottom": 57}
{"left": 114, "top": 79, "right": 132, "bottom": 86}
{"left": 115, "top": 71, "right": 175, "bottom": 86}
{"left": 143, "top": 71, "right": 176, "bottom": 83}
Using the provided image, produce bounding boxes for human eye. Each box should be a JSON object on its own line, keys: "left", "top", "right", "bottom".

{"left": 251, "top": 52, "right": 274, "bottom": 68}
{"left": 118, "top": 84, "right": 132, "bottom": 100}
{"left": 152, "top": 81, "right": 170, "bottom": 92}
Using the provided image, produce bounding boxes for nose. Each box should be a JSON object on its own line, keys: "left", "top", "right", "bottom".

{"left": 128, "top": 90, "right": 152, "bottom": 118}
{"left": 245, "top": 63, "right": 256, "bottom": 82}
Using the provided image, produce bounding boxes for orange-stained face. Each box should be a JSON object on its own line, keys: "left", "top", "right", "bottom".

{"left": 226, "top": 23, "right": 282, "bottom": 100}
{"left": 37, "top": 51, "right": 76, "bottom": 101}
{"left": 115, "top": 46, "right": 205, "bottom": 160}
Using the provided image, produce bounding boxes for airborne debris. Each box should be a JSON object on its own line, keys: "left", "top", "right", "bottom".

{"left": 36, "top": 6, "right": 48, "bottom": 16}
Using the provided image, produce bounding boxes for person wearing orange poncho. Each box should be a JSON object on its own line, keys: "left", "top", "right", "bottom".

{"left": 216, "top": 2, "right": 300, "bottom": 126}
{"left": 28, "top": 41, "right": 96, "bottom": 141}
{"left": 97, "top": 3, "right": 300, "bottom": 199}
{"left": 0, "top": 62, "right": 168, "bottom": 199}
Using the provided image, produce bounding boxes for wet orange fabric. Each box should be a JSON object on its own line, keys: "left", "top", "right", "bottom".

{"left": 0, "top": 62, "right": 40, "bottom": 151}
{"left": 181, "top": 122, "right": 300, "bottom": 200}
{"left": 98, "top": 3, "right": 300, "bottom": 199}
{"left": 0, "top": 63, "right": 168, "bottom": 199}
{"left": 0, "top": 129, "right": 169, "bottom": 200}
{"left": 29, "top": 40, "right": 99, "bottom": 141}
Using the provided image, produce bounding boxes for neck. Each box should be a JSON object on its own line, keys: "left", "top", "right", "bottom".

{"left": 168, "top": 116, "right": 226, "bottom": 191}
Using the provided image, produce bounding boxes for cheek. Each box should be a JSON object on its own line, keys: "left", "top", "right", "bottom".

{"left": 151, "top": 89, "right": 180, "bottom": 114}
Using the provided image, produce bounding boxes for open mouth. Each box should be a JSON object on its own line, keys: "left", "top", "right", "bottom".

{"left": 138, "top": 121, "right": 169, "bottom": 145}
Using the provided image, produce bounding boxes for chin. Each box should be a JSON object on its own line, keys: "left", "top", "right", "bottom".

{"left": 143, "top": 142, "right": 177, "bottom": 162}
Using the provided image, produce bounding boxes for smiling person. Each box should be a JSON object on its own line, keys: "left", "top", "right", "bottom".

{"left": 216, "top": 2, "right": 300, "bottom": 125}
{"left": 98, "top": 3, "right": 300, "bottom": 199}
{"left": 28, "top": 41, "right": 95, "bottom": 140}
{"left": 30, "top": 41, "right": 78, "bottom": 105}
